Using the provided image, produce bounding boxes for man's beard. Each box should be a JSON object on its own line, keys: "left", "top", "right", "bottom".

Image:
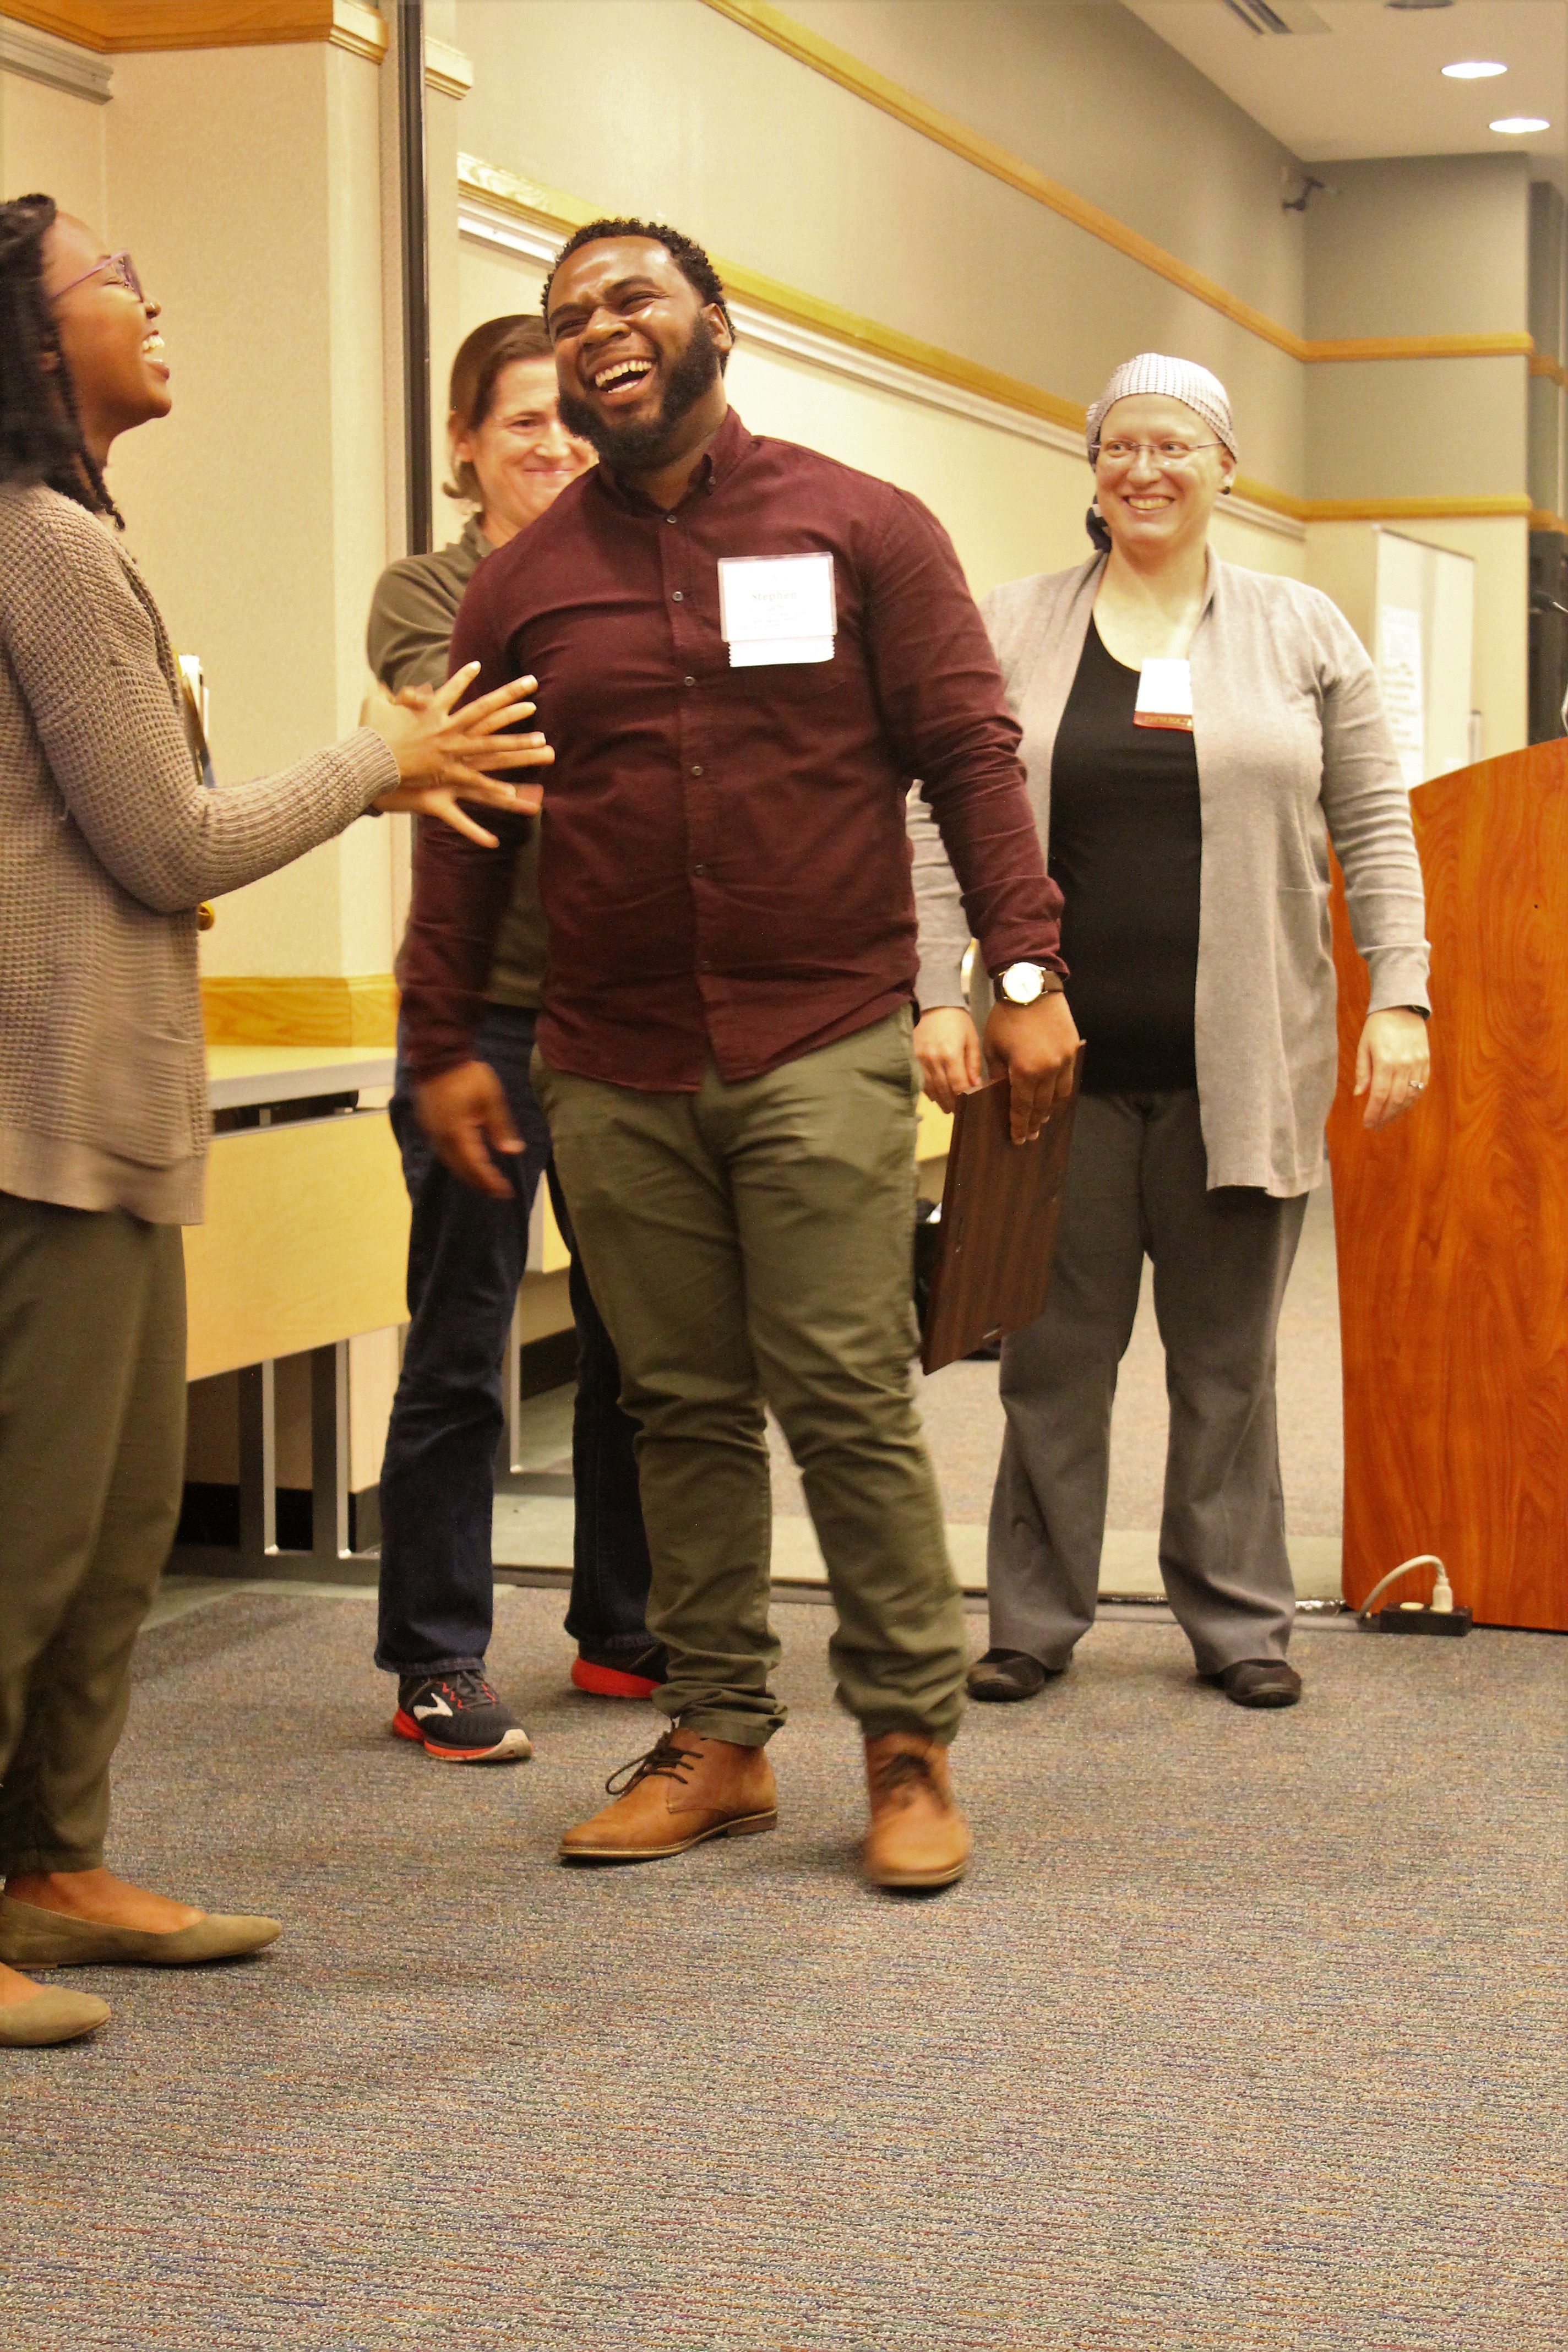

{"left": 558, "top": 313, "right": 724, "bottom": 469}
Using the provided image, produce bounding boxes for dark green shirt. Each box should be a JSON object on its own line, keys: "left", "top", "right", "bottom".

{"left": 366, "top": 515, "right": 546, "bottom": 1010}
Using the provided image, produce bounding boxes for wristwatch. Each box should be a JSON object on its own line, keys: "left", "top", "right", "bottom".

{"left": 992, "top": 961, "right": 1063, "bottom": 1006}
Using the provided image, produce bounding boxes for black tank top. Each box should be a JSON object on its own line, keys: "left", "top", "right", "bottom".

{"left": 1048, "top": 618, "right": 1202, "bottom": 1095}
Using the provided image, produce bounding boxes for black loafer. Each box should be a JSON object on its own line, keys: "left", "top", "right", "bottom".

{"left": 1216, "top": 1659, "right": 1302, "bottom": 1709}
{"left": 967, "top": 1648, "right": 1051, "bottom": 1703}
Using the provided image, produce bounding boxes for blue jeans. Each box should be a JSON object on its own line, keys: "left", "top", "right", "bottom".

{"left": 374, "top": 1004, "right": 653, "bottom": 1677}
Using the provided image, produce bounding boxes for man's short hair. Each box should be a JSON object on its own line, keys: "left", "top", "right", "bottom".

{"left": 542, "top": 218, "right": 734, "bottom": 342}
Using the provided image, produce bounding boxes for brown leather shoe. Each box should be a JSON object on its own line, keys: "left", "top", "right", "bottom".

{"left": 862, "top": 1732, "right": 971, "bottom": 1892}
{"left": 559, "top": 1728, "right": 777, "bottom": 1865}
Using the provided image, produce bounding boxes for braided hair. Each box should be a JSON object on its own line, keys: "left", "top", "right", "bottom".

{"left": 0, "top": 193, "right": 119, "bottom": 522}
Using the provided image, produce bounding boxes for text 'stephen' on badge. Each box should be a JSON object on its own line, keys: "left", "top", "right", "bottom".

{"left": 718, "top": 552, "right": 836, "bottom": 668}
{"left": 1134, "top": 657, "right": 1194, "bottom": 732}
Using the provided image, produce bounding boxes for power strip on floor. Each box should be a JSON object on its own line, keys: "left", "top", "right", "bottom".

{"left": 1371, "top": 1603, "right": 1473, "bottom": 1637}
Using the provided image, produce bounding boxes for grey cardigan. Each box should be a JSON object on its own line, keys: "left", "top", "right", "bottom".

{"left": 908, "top": 553, "right": 1431, "bottom": 1196}
{"left": 0, "top": 483, "right": 397, "bottom": 1224}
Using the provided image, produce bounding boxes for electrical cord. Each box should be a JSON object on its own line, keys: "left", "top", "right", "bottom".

{"left": 1357, "top": 1554, "right": 1455, "bottom": 1621}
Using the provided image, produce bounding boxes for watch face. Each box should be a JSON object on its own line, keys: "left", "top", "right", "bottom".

{"left": 1003, "top": 963, "right": 1044, "bottom": 1005}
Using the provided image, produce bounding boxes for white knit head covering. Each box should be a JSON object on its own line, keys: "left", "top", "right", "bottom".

{"left": 1085, "top": 353, "right": 1237, "bottom": 462}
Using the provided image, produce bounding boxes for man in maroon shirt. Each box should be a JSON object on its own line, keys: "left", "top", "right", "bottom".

{"left": 401, "top": 219, "right": 1078, "bottom": 1891}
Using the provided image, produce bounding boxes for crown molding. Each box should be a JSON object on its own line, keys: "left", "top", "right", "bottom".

{"left": 695, "top": 1, "right": 1533, "bottom": 371}
{"left": 0, "top": 13, "right": 112, "bottom": 96}
{"left": 424, "top": 31, "right": 471, "bottom": 99}
{"left": 0, "top": 3, "right": 388, "bottom": 61}
{"left": 0, "top": 4, "right": 466, "bottom": 85}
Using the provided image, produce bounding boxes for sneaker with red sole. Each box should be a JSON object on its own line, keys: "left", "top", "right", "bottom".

{"left": 570, "top": 1640, "right": 667, "bottom": 1701}
{"left": 392, "top": 1669, "right": 532, "bottom": 1762}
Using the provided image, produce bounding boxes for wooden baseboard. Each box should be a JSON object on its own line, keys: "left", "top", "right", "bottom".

{"left": 201, "top": 973, "right": 398, "bottom": 1048}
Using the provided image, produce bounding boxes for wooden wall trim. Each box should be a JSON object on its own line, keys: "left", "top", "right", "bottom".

{"left": 460, "top": 159, "right": 1527, "bottom": 536}
{"left": 202, "top": 973, "right": 398, "bottom": 1048}
{"left": 1529, "top": 355, "right": 1568, "bottom": 389}
{"left": 1308, "top": 333, "right": 1534, "bottom": 365}
{"left": 1303, "top": 495, "right": 1533, "bottom": 524}
{"left": 0, "top": 13, "right": 113, "bottom": 96}
{"left": 1, "top": 2, "right": 388, "bottom": 61}
{"left": 1531, "top": 508, "right": 1568, "bottom": 535}
{"left": 696, "top": 0, "right": 1534, "bottom": 371}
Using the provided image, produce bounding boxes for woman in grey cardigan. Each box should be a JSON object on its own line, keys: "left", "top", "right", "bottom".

{"left": 0, "top": 198, "right": 549, "bottom": 2048}
{"left": 910, "top": 353, "right": 1430, "bottom": 1714}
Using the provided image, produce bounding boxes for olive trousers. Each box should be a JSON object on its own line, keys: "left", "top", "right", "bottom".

{"left": 0, "top": 1194, "right": 186, "bottom": 1875}
{"left": 533, "top": 1010, "right": 967, "bottom": 1748}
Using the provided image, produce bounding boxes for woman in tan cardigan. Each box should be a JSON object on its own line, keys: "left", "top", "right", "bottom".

{"left": 0, "top": 196, "right": 550, "bottom": 2049}
{"left": 910, "top": 353, "right": 1430, "bottom": 1716}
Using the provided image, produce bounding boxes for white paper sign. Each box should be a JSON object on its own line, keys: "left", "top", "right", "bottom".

{"left": 1134, "top": 657, "right": 1193, "bottom": 731}
{"left": 1378, "top": 604, "right": 1425, "bottom": 791}
{"left": 718, "top": 552, "right": 836, "bottom": 667}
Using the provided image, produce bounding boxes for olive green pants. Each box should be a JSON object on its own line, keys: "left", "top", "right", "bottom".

{"left": 533, "top": 1011, "right": 967, "bottom": 1747}
{"left": 0, "top": 1194, "right": 187, "bottom": 1875}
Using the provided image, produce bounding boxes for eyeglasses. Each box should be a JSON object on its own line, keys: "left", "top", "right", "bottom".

{"left": 1097, "top": 438, "right": 1227, "bottom": 470}
{"left": 51, "top": 251, "right": 144, "bottom": 306}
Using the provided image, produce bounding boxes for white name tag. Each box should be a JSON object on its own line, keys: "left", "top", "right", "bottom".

{"left": 718, "top": 552, "right": 836, "bottom": 668}
{"left": 1134, "top": 658, "right": 1194, "bottom": 732}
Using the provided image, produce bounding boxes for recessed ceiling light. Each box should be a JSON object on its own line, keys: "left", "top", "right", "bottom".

{"left": 1490, "top": 117, "right": 1550, "bottom": 137}
{"left": 1443, "top": 61, "right": 1507, "bottom": 81}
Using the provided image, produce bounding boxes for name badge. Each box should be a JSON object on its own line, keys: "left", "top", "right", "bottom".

{"left": 1134, "top": 658, "right": 1193, "bottom": 732}
{"left": 718, "top": 552, "right": 836, "bottom": 668}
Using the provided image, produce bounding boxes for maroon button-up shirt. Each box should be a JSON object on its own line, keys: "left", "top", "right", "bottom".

{"left": 399, "top": 407, "right": 1063, "bottom": 1090}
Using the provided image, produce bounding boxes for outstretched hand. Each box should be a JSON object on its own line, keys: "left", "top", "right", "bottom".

{"left": 362, "top": 662, "right": 554, "bottom": 846}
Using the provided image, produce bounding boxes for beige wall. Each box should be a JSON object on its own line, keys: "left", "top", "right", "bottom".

{"left": 1, "top": 63, "right": 106, "bottom": 224}
{"left": 455, "top": 0, "right": 1308, "bottom": 496}
{"left": 1305, "top": 154, "right": 1531, "bottom": 342}
{"left": 788, "top": 0, "right": 1306, "bottom": 332}
{"left": 1304, "top": 155, "right": 1531, "bottom": 515}
{"left": 1304, "top": 515, "right": 1528, "bottom": 761}
{"left": 96, "top": 43, "right": 398, "bottom": 981}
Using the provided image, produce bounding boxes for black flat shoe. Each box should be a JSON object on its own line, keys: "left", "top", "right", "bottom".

{"left": 1216, "top": 1659, "right": 1302, "bottom": 1709}
{"left": 967, "top": 1648, "right": 1051, "bottom": 1703}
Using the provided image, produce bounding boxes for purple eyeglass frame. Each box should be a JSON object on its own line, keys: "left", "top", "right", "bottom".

{"left": 52, "top": 251, "right": 144, "bottom": 305}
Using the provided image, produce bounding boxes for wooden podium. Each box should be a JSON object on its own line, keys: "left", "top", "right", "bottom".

{"left": 1328, "top": 739, "right": 1568, "bottom": 1630}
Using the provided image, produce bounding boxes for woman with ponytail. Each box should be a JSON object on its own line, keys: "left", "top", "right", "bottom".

{"left": 909, "top": 353, "right": 1431, "bottom": 1717}
{"left": 0, "top": 198, "right": 549, "bottom": 2048}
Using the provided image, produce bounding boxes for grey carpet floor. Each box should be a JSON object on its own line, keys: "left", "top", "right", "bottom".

{"left": 4, "top": 1585, "right": 1564, "bottom": 2352}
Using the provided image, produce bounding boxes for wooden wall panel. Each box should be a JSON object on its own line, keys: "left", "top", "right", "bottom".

{"left": 1327, "top": 741, "right": 1568, "bottom": 1630}
{"left": 201, "top": 974, "right": 398, "bottom": 1047}
{"left": 184, "top": 1110, "right": 410, "bottom": 1380}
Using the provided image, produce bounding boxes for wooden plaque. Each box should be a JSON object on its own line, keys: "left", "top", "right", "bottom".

{"left": 920, "top": 1050, "right": 1084, "bottom": 1376}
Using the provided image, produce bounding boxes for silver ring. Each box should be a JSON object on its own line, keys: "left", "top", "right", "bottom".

{"left": 1409, "top": 1081, "right": 1425, "bottom": 1093}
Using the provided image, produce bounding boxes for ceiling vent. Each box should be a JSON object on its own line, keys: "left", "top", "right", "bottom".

{"left": 1220, "top": 1, "right": 1330, "bottom": 32}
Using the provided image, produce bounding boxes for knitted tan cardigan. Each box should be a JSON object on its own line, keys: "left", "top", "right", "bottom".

{"left": 0, "top": 483, "right": 397, "bottom": 1223}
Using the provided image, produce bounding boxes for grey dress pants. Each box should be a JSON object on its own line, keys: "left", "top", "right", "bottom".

{"left": 987, "top": 1090, "right": 1308, "bottom": 1676}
